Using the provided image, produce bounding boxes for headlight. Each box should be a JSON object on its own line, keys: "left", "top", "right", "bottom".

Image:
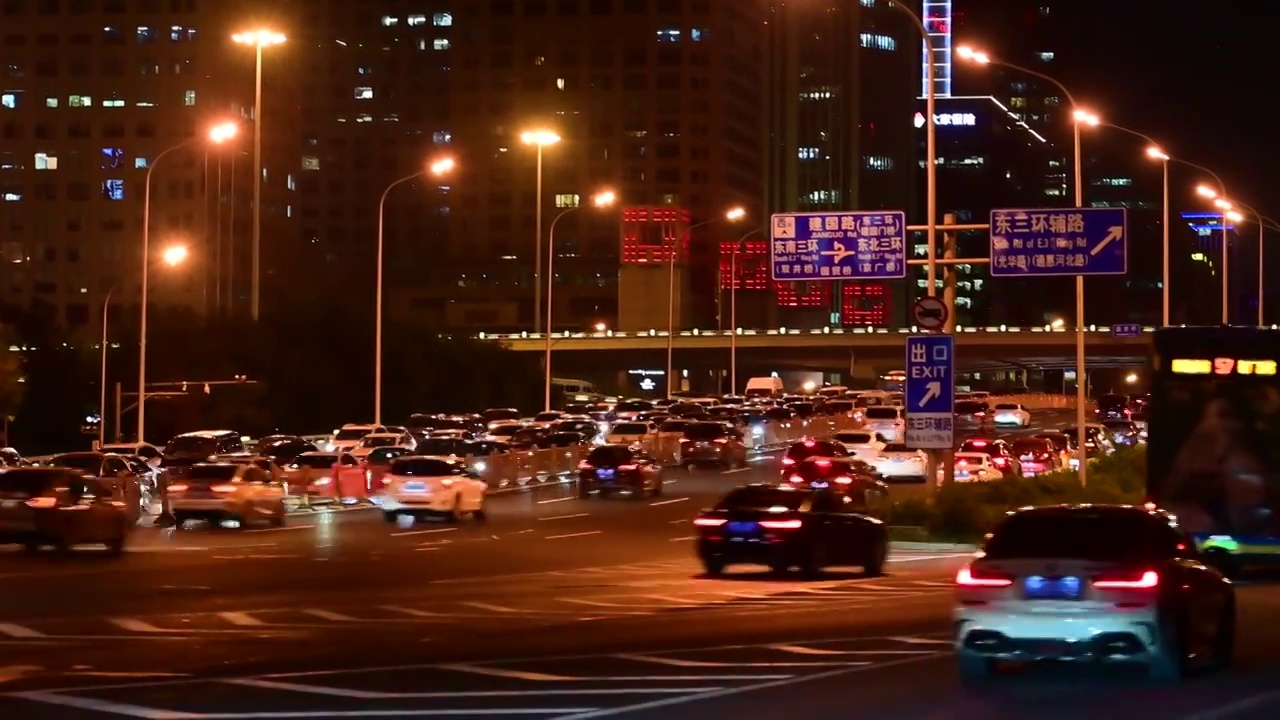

{"left": 751, "top": 426, "right": 764, "bottom": 436}
{"left": 473, "top": 461, "right": 487, "bottom": 473}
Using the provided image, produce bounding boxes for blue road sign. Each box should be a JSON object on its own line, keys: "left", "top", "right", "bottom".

{"left": 905, "top": 335, "right": 955, "bottom": 449}
{"left": 770, "top": 211, "right": 907, "bottom": 282}
{"left": 1112, "top": 323, "right": 1142, "bottom": 338}
{"left": 989, "top": 207, "right": 1127, "bottom": 277}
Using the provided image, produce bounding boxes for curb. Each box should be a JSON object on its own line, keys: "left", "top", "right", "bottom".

{"left": 890, "top": 540, "right": 978, "bottom": 552}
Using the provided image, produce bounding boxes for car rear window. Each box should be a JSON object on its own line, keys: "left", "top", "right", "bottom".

{"left": 368, "top": 447, "right": 411, "bottom": 464}
{"left": 717, "top": 487, "right": 808, "bottom": 511}
{"left": 955, "top": 401, "right": 987, "bottom": 413}
{"left": 835, "top": 432, "right": 873, "bottom": 444}
{"left": 658, "top": 420, "right": 689, "bottom": 433}
{"left": 163, "top": 436, "right": 219, "bottom": 456}
{"left": 587, "top": 446, "right": 633, "bottom": 464}
{"left": 1011, "top": 439, "right": 1050, "bottom": 454}
{"left": 187, "top": 464, "right": 239, "bottom": 481}
{"left": 684, "top": 423, "right": 727, "bottom": 440}
{"left": 786, "top": 441, "right": 840, "bottom": 460}
{"left": 984, "top": 512, "right": 1176, "bottom": 561}
{"left": 994, "top": 403, "right": 1019, "bottom": 410}
{"left": 611, "top": 423, "right": 650, "bottom": 435}
{"left": 882, "top": 444, "right": 913, "bottom": 453}
{"left": 0, "top": 469, "right": 63, "bottom": 494}
{"left": 865, "top": 407, "right": 900, "bottom": 420}
{"left": 390, "top": 458, "right": 462, "bottom": 477}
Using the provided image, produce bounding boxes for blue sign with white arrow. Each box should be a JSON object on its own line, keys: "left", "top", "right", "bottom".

{"left": 905, "top": 335, "right": 954, "bottom": 449}
{"left": 989, "top": 207, "right": 1127, "bottom": 277}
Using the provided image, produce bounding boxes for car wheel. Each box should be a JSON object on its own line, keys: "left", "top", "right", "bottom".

{"left": 1210, "top": 601, "right": 1236, "bottom": 672}
{"left": 701, "top": 557, "right": 726, "bottom": 576}
{"left": 1147, "top": 616, "right": 1186, "bottom": 683}
{"left": 383, "top": 511, "right": 398, "bottom": 523}
{"left": 957, "top": 652, "right": 993, "bottom": 684}
{"left": 577, "top": 482, "right": 591, "bottom": 499}
{"left": 172, "top": 513, "right": 190, "bottom": 528}
{"left": 105, "top": 533, "right": 126, "bottom": 556}
{"left": 863, "top": 537, "right": 888, "bottom": 577}
{"left": 799, "top": 544, "right": 825, "bottom": 579}
{"left": 446, "top": 495, "right": 463, "bottom": 522}
{"left": 270, "top": 506, "right": 287, "bottom": 527}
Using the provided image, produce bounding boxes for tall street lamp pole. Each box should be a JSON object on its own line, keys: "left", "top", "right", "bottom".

{"left": 1207, "top": 197, "right": 1274, "bottom": 327}
{"left": 138, "top": 124, "right": 237, "bottom": 442}
{"left": 373, "top": 157, "right": 456, "bottom": 425}
{"left": 1187, "top": 168, "right": 1230, "bottom": 322}
{"left": 888, "top": 0, "right": 938, "bottom": 297}
{"left": 231, "top": 29, "right": 285, "bottom": 322}
{"left": 520, "top": 130, "right": 561, "bottom": 334}
{"left": 1099, "top": 123, "right": 1170, "bottom": 325}
{"left": 729, "top": 227, "right": 763, "bottom": 395}
{"left": 543, "top": 190, "right": 617, "bottom": 410}
{"left": 667, "top": 208, "right": 745, "bottom": 398}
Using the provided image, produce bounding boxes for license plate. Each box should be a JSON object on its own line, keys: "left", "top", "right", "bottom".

{"left": 727, "top": 521, "right": 758, "bottom": 533}
{"left": 404, "top": 482, "right": 426, "bottom": 492}
{"left": 597, "top": 470, "right": 614, "bottom": 479}
{"left": 1024, "top": 576, "right": 1082, "bottom": 600}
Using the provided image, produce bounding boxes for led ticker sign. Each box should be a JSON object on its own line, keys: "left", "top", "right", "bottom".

{"left": 1170, "top": 358, "right": 1278, "bottom": 376}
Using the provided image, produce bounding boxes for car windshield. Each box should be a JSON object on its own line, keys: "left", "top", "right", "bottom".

{"left": 534, "top": 412, "right": 561, "bottom": 422}
{"left": 658, "top": 420, "right": 689, "bottom": 433}
{"left": 1011, "top": 439, "right": 1050, "bottom": 454}
{"left": 955, "top": 401, "right": 986, "bottom": 413}
{"left": 611, "top": 423, "right": 650, "bottom": 435}
{"left": 984, "top": 512, "right": 1175, "bottom": 562}
{"left": 0, "top": 469, "right": 63, "bottom": 495}
{"left": 164, "top": 436, "right": 219, "bottom": 455}
{"left": 187, "top": 464, "right": 239, "bottom": 481}
{"left": 335, "top": 428, "right": 372, "bottom": 441}
{"left": 50, "top": 454, "right": 102, "bottom": 472}
{"left": 835, "top": 432, "right": 873, "bottom": 444}
{"left": 716, "top": 487, "right": 808, "bottom": 511}
{"left": 865, "top": 407, "right": 899, "bottom": 420}
{"left": 882, "top": 444, "right": 913, "bottom": 453}
{"left": 291, "top": 454, "right": 337, "bottom": 469}
{"left": 412, "top": 439, "right": 465, "bottom": 456}
{"left": 390, "top": 458, "right": 463, "bottom": 477}
{"left": 368, "top": 447, "right": 411, "bottom": 464}
{"left": 684, "top": 423, "right": 727, "bottom": 440}
{"left": 614, "top": 400, "right": 653, "bottom": 412}
{"left": 587, "top": 446, "right": 633, "bottom": 464}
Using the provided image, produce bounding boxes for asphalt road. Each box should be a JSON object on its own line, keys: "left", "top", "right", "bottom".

{"left": 7, "top": 410, "right": 1273, "bottom": 720}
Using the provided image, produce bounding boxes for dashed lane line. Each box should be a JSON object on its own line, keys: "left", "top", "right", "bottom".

{"left": 545, "top": 531, "right": 603, "bottom": 540}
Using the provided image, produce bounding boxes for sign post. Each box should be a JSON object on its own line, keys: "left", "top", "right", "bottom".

{"left": 905, "top": 335, "right": 955, "bottom": 493}
{"left": 770, "top": 211, "right": 908, "bottom": 281}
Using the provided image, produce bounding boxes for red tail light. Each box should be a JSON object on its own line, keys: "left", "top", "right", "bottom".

{"left": 166, "top": 483, "right": 188, "bottom": 493}
{"left": 714, "top": 438, "right": 729, "bottom": 444}
{"left": 210, "top": 484, "right": 238, "bottom": 493}
{"left": 578, "top": 461, "right": 593, "bottom": 469}
{"left": 788, "top": 474, "right": 805, "bottom": 483}
{"left": 759, "top": 519, "right": 802, "bottom": 530}
{"left": 956, "top": 565, "right": 1013, "bottom": 587}
{"left": 834, "top": 476, "right": 852, "bottom": 485}
{"left": 992, "top": 457, "right": 1008, "bottom": 467}
{"left": 781, "top": 457, "right": 795, "bottom": 466}
{"left": 693, "top": 517, "right": 726, "bottom": 527}
{"left": 617, "top": 464, "right": 638, "bottom": 471}
{"left": 975, "top": 412, "right": 985, "bottom": 417}
{"left": 814, "top": 459, "right": 831, "bottom": 467}
{"left": 1093, "top": 570, "right": 1159, "bottom": 589}
{"left": 803, "top": 440, "right": 815, "bottom": 447}
{"left": 25, "top": 497, "right": 56, "bottom": 509}
{"left": 970, "top": 440, "right": 987, "bottom": 447}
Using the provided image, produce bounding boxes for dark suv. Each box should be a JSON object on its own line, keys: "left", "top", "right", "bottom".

{"left": 160, "top": 430, "right": 244, "bottom": 481}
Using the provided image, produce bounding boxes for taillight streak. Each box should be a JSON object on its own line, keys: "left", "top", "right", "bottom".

{"left": 1093, "top": 570, "right": 1159, "bottom": 589}
{"left": 693, "top": 517, "right": 726, "bottom": 527}
{"left": 956, "top": 566, "right": 1013, "bottom": 587}
{"left": 25, "top": 497, "right": 56, "bottom": 508}
{"left": 759, "top": 519, "right": 802, "bottom": 530}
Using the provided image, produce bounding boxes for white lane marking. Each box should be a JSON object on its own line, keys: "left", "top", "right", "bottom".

{"left": 649, "top": 497, "right": 688, "bottom": 507}
{"left": 438, "top": 664, "right": 571, "bottom": 681}
{"left": 888, "top": 553, "right": 972, "bottom": 563}
{"left": 721, "top": 467, "right": 751, "bottom": 474}
{"left": 545, "top": 531, "right": 602, "bottom": 540}
{"left": 911, "top": 580, "right": 955, "bottom": 587}
{"left": 302, "top": 609, "right": 360, "bottom": 622}
{"left": 540, "top": 513, "right": 589, "bottom": 521}
{"left": 0, "top": 623, "right": 45, "bottom": 638}
{"left": 123, "top": 546, "right": 210, "bottom": 553}
{"left": 380, "top": 606, "right": 438, "bottom": 617}
{"left": 536, "top": 496, "right": 576, "bottom": 504}
{"left": 110, "top": 618, "right": 175, "bottom": 634}
{"left": 768, "top": 644, "right": 931, "bottom": 656}
{"left": 614, "top": 654, "right": 867, "bottom": 668}
{"left": 390, "top": 527, "right": 458, "bottom": 538}
{"left": 668, "top": 519, "right": 688, "bottom": 524}
{"left": 244, "top": 525, "right": 311, "bottom": 533}
{"left": 1180, "top": 691, "right": 1280, "bottom": 720}
{"left": 7, "top": 690, "right": 199, "bottom": 719}
{"left": 415, "top": 547, "right": 442, "bottom": 552}
{"left": 662, "top": 479, "right": 678, "bottom": 484}
{"left": 221, "top": 677, "right": 720, "bottom": 698}
{"left": 553, "top": 653, "right": 944, "bottom": 720}
{"left": 668, "top": 536, "right": 698, "bottom": 542}
{"left": 460, "top": 601, "right": 522, "bottom": 613}
{"left": 217, "top": 612, "right": 265, "bottom": 627}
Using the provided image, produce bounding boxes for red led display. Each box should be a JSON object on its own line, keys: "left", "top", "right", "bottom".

{"left": 841, "top": 284, "right": 888, "bottom": 326}
{"left": 717, "top": 241, "right": 769, "bottom": 290}
{"left": 621, "top": 206, "right": 692, "bottom": 265}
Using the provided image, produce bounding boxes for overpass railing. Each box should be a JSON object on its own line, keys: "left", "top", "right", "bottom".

{"left": 476, "top": 325, "right": 1171, "bottom": 342}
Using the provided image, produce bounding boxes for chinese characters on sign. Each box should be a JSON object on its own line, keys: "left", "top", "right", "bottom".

{"left": 770, "top": 211, "right": 907, "bottom": 282}
{"left": 904, "top": 335, "right": 954, "bottom": 449}
{"left": 913, "top": 111, "right": 977, "bottom": 128}
{"left": 989, "top": 207, "right": 1127, "bottom": 277}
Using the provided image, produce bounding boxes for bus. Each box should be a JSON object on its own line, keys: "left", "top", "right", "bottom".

{"left": 1148, "top": 326, "right": 1280, "bottom": 574}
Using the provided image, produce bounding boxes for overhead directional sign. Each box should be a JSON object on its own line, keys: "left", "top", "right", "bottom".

{"left": 989, "top": 207, "right": 1127, "bottom": 277}
{"left": 1112, "top": 322, "right": 1142, "bottom": 338}
{"left": 905, "top": 335, "right": 954, "bottom": 450}
{"left": 770, "top": 211, "right": 907, "bottom": 282}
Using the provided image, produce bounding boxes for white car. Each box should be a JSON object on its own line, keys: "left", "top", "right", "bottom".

{"left": 483, "top": 422, "right": 525, "bottom": 442}
{"left": 862, "top": 406, "right": 905, "bottom": 442}
{"left": 605, "top": 421, "right": 654, "bottom": 448}
{"left": 950, "top": 452, "right": 1004, "bottom": 482}
{"left": 379, "top": 456, "right": 488, "bottom": 522}
{"left": 992, "top": 403, "right": 1032, "bottom": 428}
{"left": 350, "top": 432, "right": 416, "bottom": 460}
{"left": 833, "top": 430, "right": 886, "bottom": 462}
{"left": 100, "top": 442, "right": 163, "bottom": 469}
{"left": 328, "top": 423, "right": 386, "bottom": 452}
{"left": 167, "top": 461, "right": 287, "bottom": 527}
{"left": 872, "top": 443, "right": 928, "bottom": 481}
{"left": 530, "top": 411, "right": 564, "bottom": 428}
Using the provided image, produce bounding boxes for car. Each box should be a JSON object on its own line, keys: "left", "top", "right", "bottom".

{"left": 780, "top": 439, "right": 850, "bottom": 474}
{"left": 958, "top": 437, "right": 1022, "bottom": 477}
{"left": 1032, "top": 432, "right": 1076, "bottom": 469}
{"left": 328, "top": 424, "right": 385, "bottom": 453}
{"left": 281, "top": 451, "right": 367, "bottom": 502}
{"left": 692, "top": 484, "right": 889, "bottom": 578}
{"left": 678, "top": 422, "right": 748, "bottom": 470}
{"left": 871, "top": 443, "right": 929, "bottom": 483}
{"left": 161, "top": 430, "right": 245, "bottom": 480}
{"left": 953, "top": 504, "right": 1235, "bottom": 683}
{"left": 1009, "top": 437, "right": 1060, "bottom": 476}
{"left": 364, "top": 446, "right": 415, "bottom": 487}
{"left": 991, "top": 402, "right": 1031, "bottom": 428}
{"left": 47, "top": 451, "right": 146, "bottom": 522}
{"left": 783, "top": 456, "right": 888, "bottom": 503}
{"left": 833, "top": 430, "right": 886, "bottom": 462}
{"left": 954, "top": 400, "right": 993, "bottom": 431}
{"left": 350, "top": 431, "right": 416, "bottom": 460}
{"left": 166, "top": 462, "right": 287, "bottom": 528}
{"left": 1094, "top": 393, "right": 1132, "bottom": 421}
{"left": 1062, "top": 425, "right": 1114, "bottom": 457}
{"left": 612, "top": 399, "right": 655, "bottom": 421}
{"left": 1101, "top": 419, "right": 1142, "bottom": 447}
{"left": 484, "top": 422, "right": 525, "bottom": 442}
{"left": 100, "top": 442, "right": 163, "bottom": 469}
{"left": 577, "top": 444, "right": 664, "bottom": 498}
{"left": 605, "top": 421, "right": 654, "bottom": 448}
{"left": 252, "top": 435, "right": 319, "bottom": 467}
{"left": 379, "top": 456, "right": 488, "bottom": 522}
{"left": 0, "top": 468, "right": 133, "bottom": 553}
{"left": 530, "top": 410, "right": 565, "bottom": 428}
{"left": 950, "top": 452, "right": 1004, "bottom": 481}
{"left": 862, "top": 405, "right": 905, "bottom": 442}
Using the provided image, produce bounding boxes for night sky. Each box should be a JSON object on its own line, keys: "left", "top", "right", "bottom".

{"left": 1055, "top": 1, "right": 1274, "bottom": 209}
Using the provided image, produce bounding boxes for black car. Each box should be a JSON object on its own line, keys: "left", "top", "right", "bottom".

{"left": 161, "top": 430, "right": 244, "bottom": 480}
{"left": 783, "top": 457, "right": 889, "bottom": 508}
{"left": 1063, "top": 426, "right": 1112, "bottom": 457}
{"left": 1095, "top": 393, "right": 1131, "bottom": 421}
{"left": 955, "top": 400, "right": 992, "bottom": 431}
{"left": 779, "top": 439, "right": 850, "bottom": 475}
{"left": 1101, "top": 419, "right": 1142, "bottom": 447}
{"left": 253, "top": 435, "right": 317, "bottom": 466}
{"left": 693, "top": 484, "right": 888, "bottom": 577}
{"left": 577, "top": 445, "right": 663, "bottom": 499}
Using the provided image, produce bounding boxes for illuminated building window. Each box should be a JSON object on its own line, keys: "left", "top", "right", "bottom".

{"left": 102, "top": 179, "right": 125, "bottom": 200}
{"left": 691, "top": 29, "right": 706, "bottom": 41}
{"left": 433, "top": 12, "right": 453, "bottom": 26}
{"left": 183, "top": 90, "right": 195, "bottom": 106}
{"left": 1038, "top": 51, "right": 1055, "bottom": 62}
{"left": 137, "top": 26, "right": 156, "bottom": 43}
{"left": 798, "top": 147, "right": 819, "bottom": 160}
{"left": 656, "top": 29, "right": 680, "bottom": 42}
{"left": 100, "top": 147, "right": 125, "bottom": 169}
{"left": 135, "top": 157, "right": 148, "bottom": 169}
{"left": 69, "top": 94, "right": 92, "bottom": 107}
{"left": 864, "top": 155, "right": 894, "bottom": 171}
{"left": 860, "top": 33, "right": 896, "bottom": 51}
{"left": 433, "top": 38, "right": 450, "bottom": 50}
{"left": 355, "top": 87, "right": 373, "bottom": 100}
{"left": 555, "top": 194, "right": 579, "bottom": 208}
{"left": 45, "top": 96, "right": 57, "bottom": 107}
{"left": 433, "top": 130, "right": 451, "bottom": 143}
{"left": 381, "top": 16, "right": 399, "bottom": 27}
{"left": 2, "top": 186, "right": 21, "bottom": 201}
{"left": 842, "top": 284, "right": 889, "bottom": 326}
{"left": 719, "top": 241, "right": 769, "bottom": 291}
{"left": 408, "top": 14, "right": 427, "bottom": 26}
{"left": 776, "top": 282, "right": 830, "bottom": 308}
{"left": 34, "top": 152, "right": 57, "bottom": 170}
{"left": 1, "top": 92, "right": 17, "bottom": 109}
{"left": 302, "top": 156, "right": 320, "bottom": 171}
{"left": 102, "top": 97, "right": 126, "bottom": 107}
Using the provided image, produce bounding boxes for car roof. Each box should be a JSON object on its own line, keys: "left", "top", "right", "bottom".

{"left": 177, "top": 430, "right": 238, "bottom": 438}
{"left": 1007, "top": 504, "right": 1160, "bottom": 520}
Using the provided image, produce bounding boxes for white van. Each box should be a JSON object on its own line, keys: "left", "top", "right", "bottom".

{"left": 744, "top": 376, "right": 785, "bottom": 398}
{"left": 863, "top": 406, "right": 906, "bottom": 442}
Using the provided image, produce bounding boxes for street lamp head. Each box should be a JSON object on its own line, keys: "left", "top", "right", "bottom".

{"left": 593, "top": 322, "right": 607, "bottom": 332}
{"left": 1050, "top": 317, "right": 1065, "bottom": 328}
{"left": 1146, "top": 146, "right": 1169, "bottom": 161}
{"left": 429, "top": 156, "right": 455, "bottom": 176}
{"left": 1196, "top": 185, "right": 1218, "bottom": 199}
{"left": 161, "top": 244, "right": 189, "bottom": 267}
{"left": 1072, "top": 109, "right": 1100, "bottom": 126}
{"left": 591, "top": 190, "right": 617, "bottom": 208}
{"left": 208, "top": 122, "right": 238, "bottom": 144}
{"left": 725, "top": 207, "right": 746, "bottom": 222}
{"left": 1214, "top": 198, "right": 1232, "bottom": 211}
{"left": 1227, "top": 210, "right": 1244, "bottom": 223}
{"left": 520, "top": 129, "right": 561, "bottom": 147}
{"left": 232, "top": 29, "right": 286, "bottom": 47}
{"left": 1125, "top": 373, "right": 1138, "bottom": 384}
{"left": 955, "top": 46, "right": 990, "bottom": 64}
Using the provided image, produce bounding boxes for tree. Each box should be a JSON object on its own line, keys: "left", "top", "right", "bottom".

{"left": 0, "top": 337, "right": 22, "bottom": 447}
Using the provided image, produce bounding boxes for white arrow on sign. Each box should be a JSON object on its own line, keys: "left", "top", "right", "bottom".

{"left": 919, "top": 382, "right": 941, "bottom": 408}
{"left": 1090, "top": 226, "right": 1124, "bottom": 256}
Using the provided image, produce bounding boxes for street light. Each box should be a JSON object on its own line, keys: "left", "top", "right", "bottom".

{"left": 956, "top": 46, "right": 1093, "bottom": 485}
{"left": 666, "top": 207, "right": 746, "bottom": 398}
{"left": 1215, "top": 198, "right": 1273, "bottom": 325}
{"left": 542, "top": 189, "right": 616, "bottom": 410}
{"left": 1050, "top": 317, "right": 1065, "bottom": 329}
{"left": 1197, "top": 182, "right": 1235, "bottom": 324}
{"left": 520, "top": 129, "right": 561, "bottom": 334}
{"left": 162, "top": 244, "right": 189, "bottom": 267}
{"left": 231, "top": 28, "right": 286, "bottom": 322}
{"left": 373, "top": 156, "right": 457, "bottom": 424}
{"left": 728, "top": 227, "right": 764, "bottom": 394}
{"left": 593, "top": 322, "right": 607, "bottom": 333}
{"left": 137, "top": 122, "right": 237, "bottom": 442}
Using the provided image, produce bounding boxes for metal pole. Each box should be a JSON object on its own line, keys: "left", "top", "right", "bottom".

{"left": 533, "top": 146, "right": 543, "bottom": 334}
{"left": 1073, "top": 121, "right": 1087, "bottom": 487}
{"left": 228, "top": 153, "right": 236, "bottom": 313}
{"left": 889, "top": 1, "right": 937, "bottom": 298}
{"left": 666, "top": 229, "right": 678, "bottom": 398}
{"left": 1161, "top": 159, "right": 1169, "bottom": 326}
{"left": 939, "top": 213, "right": 958, "bottom": 490}
{"left": 114, "top": 382, "right": 122, "bottom": 443}
{"left": 202, "top": 151, "right": 209, "bottom": 316}
{"left": 730, "top": 244, "right": 738, "bottom": 395}
{"left": 99, "top": 287, "right": 114, "bottom": 447}
{"left": 544, "top": 207, "right": 576, "bottom": 411}
{"left": 250, "top": 43, "right": 263, "bottom": 322}
{"left": 1259, "top": 221, "right": 1265, "bottom": 326}
{"left": 215, "top": 155, "right": 222, "bottom": 316}
{"left": 1223, "top": 208, "right": 1230, "bottom": 325}
{"left": 375, "top": 171, "right": 426, "bottom": 425}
